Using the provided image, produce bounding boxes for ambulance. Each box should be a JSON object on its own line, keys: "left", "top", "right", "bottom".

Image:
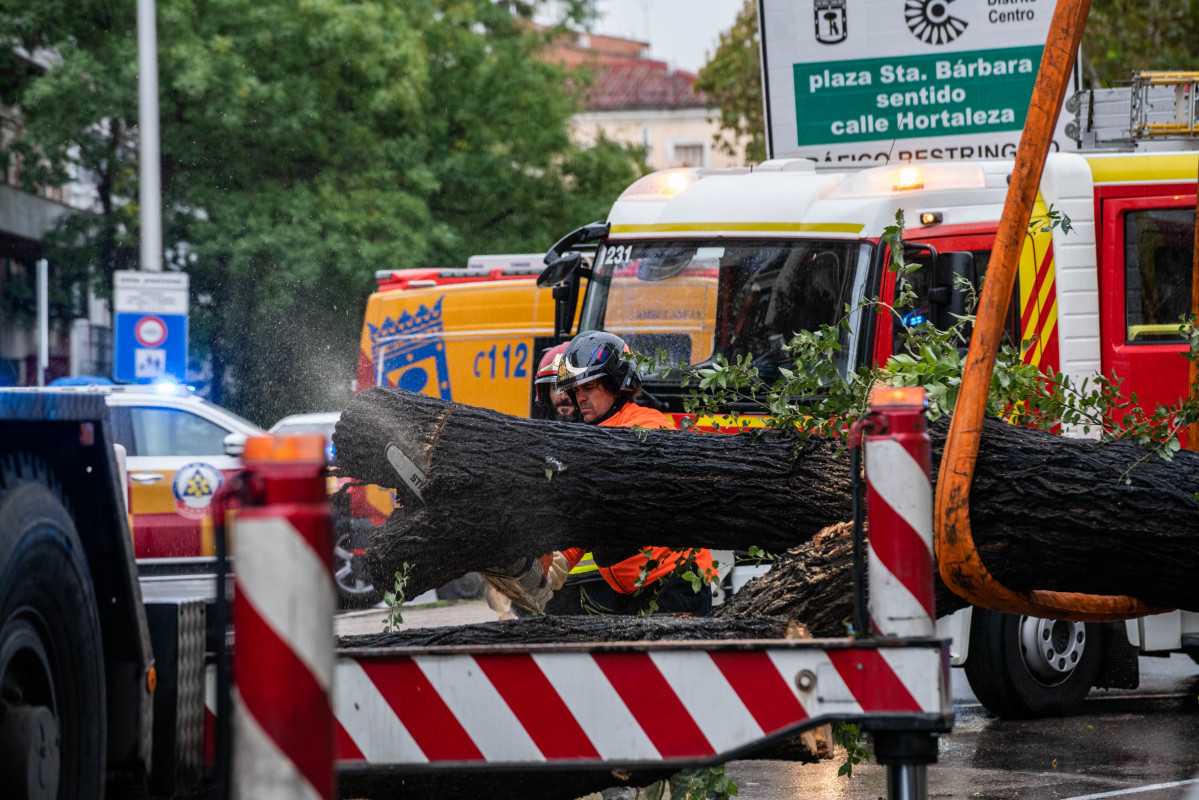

{"left": 354, "top": 253, "right": 716, "bottom": 415}
{"left": 532, "top": 79, "right": 1199, "bottom": 717}
{"left": 356, "top": 260, "right": 557, "bottom": 417}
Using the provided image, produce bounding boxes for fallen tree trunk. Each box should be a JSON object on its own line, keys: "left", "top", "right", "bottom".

{"left": 334, "top": 387, "right": 1199, "bottom": 611}
{"left": 713, "top": 522, "right": 972, "bottom": 636}
{"left": 336, "top": 388, "right": 850, "bottom": 595}
{"left": 338, "top": 614, "right": 796, "bottom": 649}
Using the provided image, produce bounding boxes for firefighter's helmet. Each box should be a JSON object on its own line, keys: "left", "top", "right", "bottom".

{"left": 556, "top": 331, "right": 639, "bottom": 393}
{"left": 535, "top": 343, "right": 569, "bottom": 386}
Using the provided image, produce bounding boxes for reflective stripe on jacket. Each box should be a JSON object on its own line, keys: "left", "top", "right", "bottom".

{"left": 562, "top": 547, "right": 596, "bottom": 574}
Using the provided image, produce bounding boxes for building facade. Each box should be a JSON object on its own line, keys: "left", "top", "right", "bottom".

{"left": 0, "top": 93, "right": 106, "bottom": 386}
{"left": 547, "top": 30, "right": 748, "bottom": 170}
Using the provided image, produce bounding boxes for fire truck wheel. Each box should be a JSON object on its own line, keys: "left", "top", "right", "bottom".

{"left": 965, "top": 608, "right": 1103, "bottom": 719}
{"left": 436, "top": 572, "right": 485, "bottom": 601}
{"left": 0, "top": 457, "right": 105, "bottom": 799}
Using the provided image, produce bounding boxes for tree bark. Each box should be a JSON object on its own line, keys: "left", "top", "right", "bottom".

{"left": 335, "top": 387, "right": 850, "bottom": 596}
{"left": 334, "top": 386, "right": 1199, "bottom": 612}
{"left": 338, "top": 614, "right": 796, "bottom": 650}
{"left": 713, "top": 522, "right": 972, "bottom": 637}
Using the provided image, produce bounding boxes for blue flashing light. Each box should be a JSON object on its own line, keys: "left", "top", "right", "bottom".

{"left": 902, "top": 310, "right": 927, "bottom": 327}
{"left": 154, "top": 378, "right": 181, "bottom": 395}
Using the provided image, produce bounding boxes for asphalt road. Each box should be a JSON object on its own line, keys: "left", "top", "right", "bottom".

{"left": 724, "top": 654, "right": 1199, "bottom": 800}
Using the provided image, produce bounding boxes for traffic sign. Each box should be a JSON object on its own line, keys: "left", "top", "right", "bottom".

{"left": 760, "top": 0, "right": 1077, "bottom": 163}
{"left": 134, "top": 315, "right": 168, "bottom": 348}
{"left": 115, "top": 312, "right": 187, "bottom": 382}
{"left": 113, "top": 271, "right": 189, "bottom": 383}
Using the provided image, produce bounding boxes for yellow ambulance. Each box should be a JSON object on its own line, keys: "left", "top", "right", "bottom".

{"left": 356, "top": 261, "right": 558, "bottom": 417}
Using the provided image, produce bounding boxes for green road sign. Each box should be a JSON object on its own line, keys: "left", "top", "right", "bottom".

{"left": 793, "top": 45, "right": 1040, "bottom": 146}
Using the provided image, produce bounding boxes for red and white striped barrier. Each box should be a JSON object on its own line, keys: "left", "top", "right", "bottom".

{"left": 232, "top": 435, "right": 335, "bottom": 800}
{"left": 332, "top": 644, "right": 943, "bottom": 765}
{"left": 863, "top": 387, "right": 936, "bottom": 638}
{"left": 209, "top": 641, "right": 946, "bottom": 768}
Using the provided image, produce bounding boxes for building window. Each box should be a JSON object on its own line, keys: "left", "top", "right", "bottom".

{"left": 670, "top": 142, "right": 705, "bottom": 168}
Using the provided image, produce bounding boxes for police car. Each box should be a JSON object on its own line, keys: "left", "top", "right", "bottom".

{"left": 32, "top": 382, "right": 265, "bottom": 560}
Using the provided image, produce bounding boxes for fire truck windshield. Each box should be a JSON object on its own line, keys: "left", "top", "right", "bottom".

{"left": 579, "top": 239, "right": 874, "bottom": 379}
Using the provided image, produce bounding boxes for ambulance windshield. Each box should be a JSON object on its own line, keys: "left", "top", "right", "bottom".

{"left": 579, "top": 239, "right": 874, "bottom": 379}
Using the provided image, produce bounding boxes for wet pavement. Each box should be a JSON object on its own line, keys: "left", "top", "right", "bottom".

{"left": 725, "top": 656, "right": 1199, "bottom": 800}
{"left": 334, "top": 596, "right": 499, "bottom": 637}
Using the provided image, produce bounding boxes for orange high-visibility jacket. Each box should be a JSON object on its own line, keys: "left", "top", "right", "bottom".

{"left": 563, "top": 402, "right": 716, "bottom": 594}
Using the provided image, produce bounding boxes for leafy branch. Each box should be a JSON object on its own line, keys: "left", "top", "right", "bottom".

{"left": 832, "top": 722, "right": 869, "bottom": 777}
{"left": 381, "top": 562, "right": 414, "bottom": 633}
{"left": 638, "top": 209, "right": 1199, "bottom": 481}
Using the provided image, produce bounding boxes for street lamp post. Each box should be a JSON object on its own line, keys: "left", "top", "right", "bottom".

{"left": 136, "top": 0, "right": 162, "bottom": 273}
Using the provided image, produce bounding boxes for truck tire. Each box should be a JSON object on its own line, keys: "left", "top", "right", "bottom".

{"left": 436, "top": 572, "right": 485, "bottom": 601}
{"left": 0, "top": 454, "right": 106, "bottom": 799}
{"left": 965, "top": 608, "right": 1103, "bottom": 719}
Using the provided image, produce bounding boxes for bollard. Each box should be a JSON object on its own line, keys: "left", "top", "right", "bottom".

{"left": 860, "top": 386, "right": 937, "bottom": 800}
{"left": 863, "top": 386, "right": 936, "bottom": 639}
{"left": 232, "top": 434, "right": 335, "bottom": 800}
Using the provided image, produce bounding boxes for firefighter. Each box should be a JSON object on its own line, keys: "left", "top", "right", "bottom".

{"left": 481, "top": 343, "right": 578, "bottom": 615}
{"left": 532, "top": 343, "right": 579, "bottom": 423}
{"left": 554, "top": 330, "right": 715, "bottom": 615}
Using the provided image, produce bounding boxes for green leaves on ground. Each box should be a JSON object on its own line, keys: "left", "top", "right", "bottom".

{"left": 382, "top": 562, "right": 414, "bottom": 633}
{"left": 832, "top": 722, "right": 869, "bottom": 778}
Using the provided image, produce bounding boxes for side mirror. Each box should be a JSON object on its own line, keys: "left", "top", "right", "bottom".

{"left": 929, "top": 252, "right": 976, "bottom": 331}
{"left": 223, "top": 432, "right": 248, "bottom": 457}
{"left": 544, "top": 221, "right": 610, "bottom": 263}
{"left": 537, "top": 251, "right": 583, "bottom": 288}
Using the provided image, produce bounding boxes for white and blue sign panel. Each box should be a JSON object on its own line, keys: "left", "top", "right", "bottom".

{"left": 112, "top": 271, "right": 189, "bottom": 384}
{"left": 114, "top": 312, "right": 188, "bottom": 383}
{"left": 758, "top": 0, "right": 1076, "bottom": 164}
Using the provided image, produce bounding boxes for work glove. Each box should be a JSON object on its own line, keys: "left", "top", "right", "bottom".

{"left": 479, "top": 556, "right": 553, "bottom": 614}
{"left": 546, "top": 551, "right": 571, "bottom": 592}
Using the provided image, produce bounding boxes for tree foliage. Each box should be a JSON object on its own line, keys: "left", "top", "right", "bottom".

{"left": 1, "top": 0, "right": 644, "bottom": 422}
{"left": 694, "top": 0, "right": 764, "bottom": 164}
{"left": 1082, "top": 0, "right": 1199, "bottom": 87}
{"left": 657, "top": 210, "right": 1199, "bottom": 471}
{"left": 0, "top": 0, "right": 140, "bottom": 325}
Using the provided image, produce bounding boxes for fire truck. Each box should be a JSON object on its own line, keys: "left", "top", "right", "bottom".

{"left": 527, "top": 77, "right": 1199, "bottom": 718}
